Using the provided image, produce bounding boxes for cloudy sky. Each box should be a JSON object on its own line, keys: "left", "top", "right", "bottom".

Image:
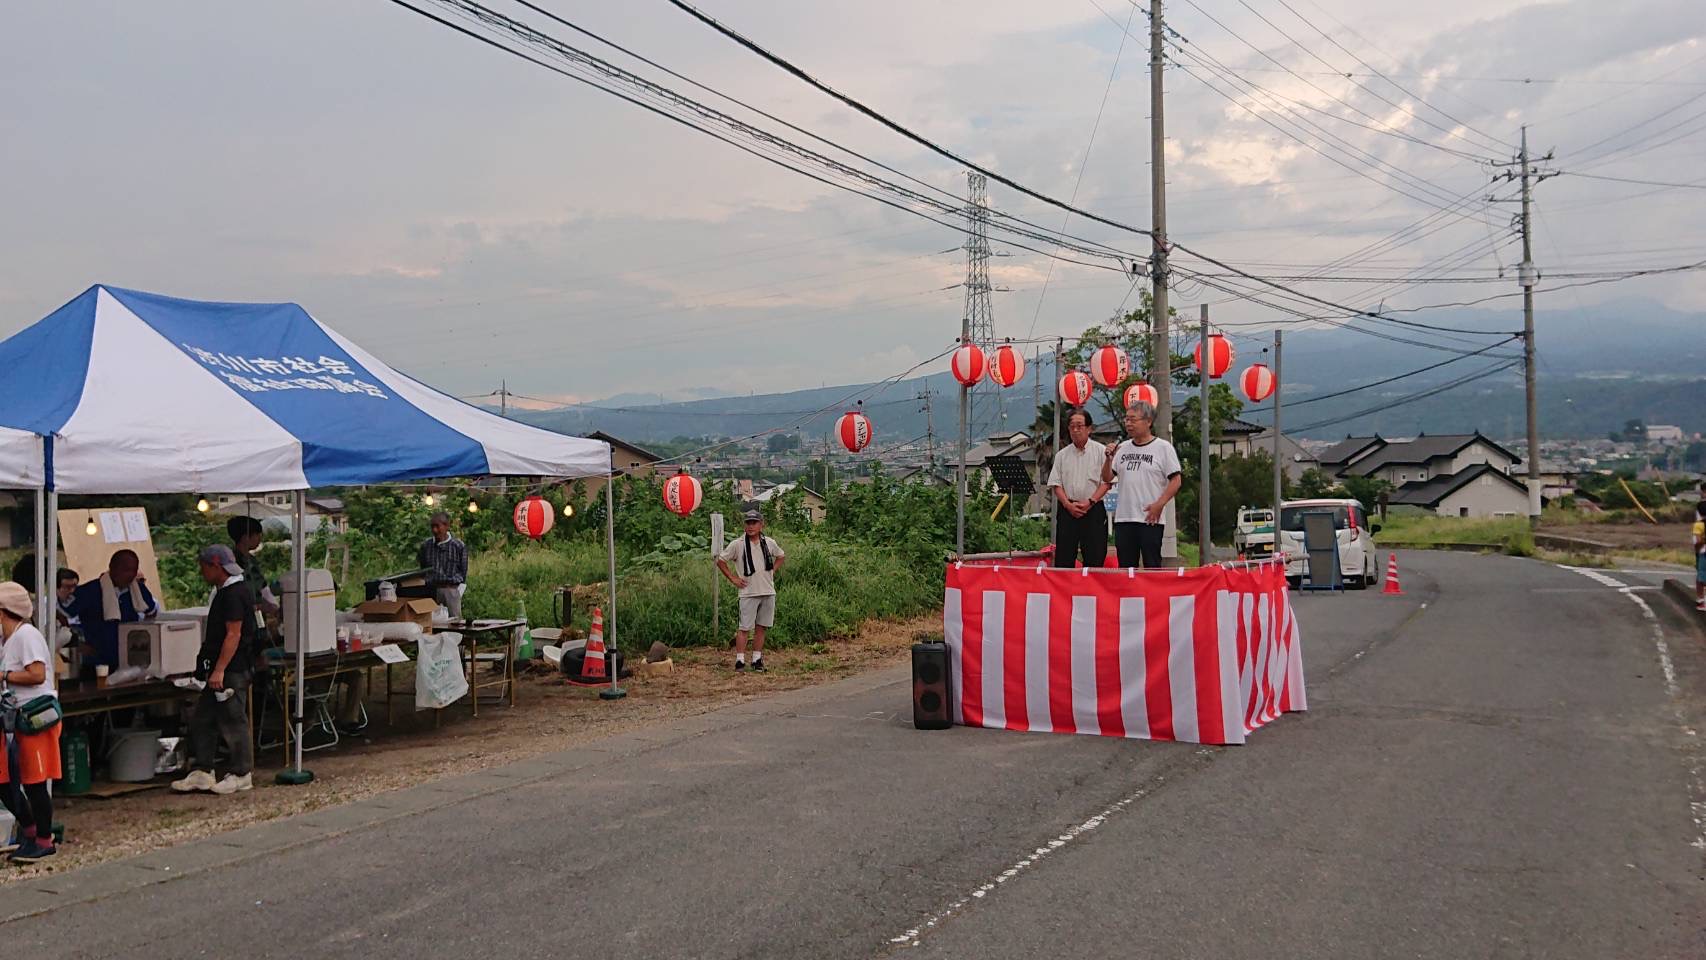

{"left": 3, "top": 0, "right": 1701, "bottom": 407}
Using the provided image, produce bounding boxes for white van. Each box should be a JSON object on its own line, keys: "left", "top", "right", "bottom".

{"left": 1278, "top": 498, "right": 1380, "bottom": 589}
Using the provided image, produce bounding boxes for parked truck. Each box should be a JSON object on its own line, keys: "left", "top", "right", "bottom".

{"left": 1233, "top": 507, "right": 1276, "bottom": 557}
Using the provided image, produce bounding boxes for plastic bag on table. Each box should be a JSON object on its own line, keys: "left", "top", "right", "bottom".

{"left": 415, "top": 631, "right": 469, "bottom": 710}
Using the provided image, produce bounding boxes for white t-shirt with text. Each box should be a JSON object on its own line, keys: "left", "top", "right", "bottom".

{"left": 1109, "top": 437, "right": 1182, "bottom": 524}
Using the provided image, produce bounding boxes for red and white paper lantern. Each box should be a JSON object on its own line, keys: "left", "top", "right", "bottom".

{"left": 950, "top": 343, "right": 987, "bottom": 387}
{"left": 1090, "top": 345, "right": 1130, "bottom": 387}
{"left": 513, "top": 495, "right": 555, "bottom": 540}
{"left": 836, "top": 410, "right": 873, "bottom": 452}
{"left": 1194, "top": 334, "right": 1233, "bottom": 379}
{"left": 1123, "top": 381, "right": 1158, "bottom": 410}
{"left": 1240, "top": 363, "right": 1276, "bottom": 403}
{"left": 1059, "top": 370, "right": 1094, "bottom": 406}
{"left": 988, "top": 344, "right": 1026, "bottom": 388}
{"left": 662, "top": 470, "right": 702, "bottom": 517}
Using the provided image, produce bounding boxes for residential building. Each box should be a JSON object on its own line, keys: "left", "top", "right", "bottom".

{"left": 1246, "top": 429, "right": 1320, "bottom": 481}
{"left": 577, "top": 431, "right": 664, "bottom": 504}
{"left": 207, "top": 494, "right": 347, "bottom": 533}
{"left": 1388, "top": 463, "right": 1530, "bottom": 518}
{"left": 1316, "top": 435, "right": 1388, "bottom": 477}
{"left": 752, "top": 482, "right": 827, "bottom": 523}
{"left": 1341, "top": 433, "right": 1519, "bottom": 488}
{"left": 1646, "top": 424, "right": 1684, "bottom": 443}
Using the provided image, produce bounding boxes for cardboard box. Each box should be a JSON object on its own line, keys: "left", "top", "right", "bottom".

{"left": 356, "top": 597, "right": 437, "bottom": 630}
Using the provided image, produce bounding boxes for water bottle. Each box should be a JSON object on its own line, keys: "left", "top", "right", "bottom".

{"left": 515, "top": 600, "right": 534, "bottom": 660}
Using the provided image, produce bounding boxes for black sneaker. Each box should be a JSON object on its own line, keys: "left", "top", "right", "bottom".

{"left": 9, "top": 841, "right": 54, "bottom": 864}
{"left": 750, "top": 658, "right": 766, "bottom": 673}
{"left": 734, "top": 660, "right": 746, "bottom": 672}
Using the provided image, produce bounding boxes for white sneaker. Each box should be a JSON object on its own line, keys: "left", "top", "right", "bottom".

{"left": 211, "top": 772, "right": 253, "bottom": 795}
{"left": 171, "top": 769, "right": 217, "bottom": 793}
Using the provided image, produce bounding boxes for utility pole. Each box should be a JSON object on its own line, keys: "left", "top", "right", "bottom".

{"left": 1198, "top": 304, "right": 1211, "bottom": 564}
{"left": 1050, "top": 338, "right": 1064, "bottom": 530}
{"left": 1518, "top": 126, "right": 1541, "bottom": 526}
{"left": 498, "top": 380, "right": 509, "bottom": 417}
{"left": 1272, "top": 330, "right": 1283, "bottom": 519}
{"left": 1149, "top": 0, "right": 1171, "bottom": 443}
{"left": 919, "top": 385, "right": 937, "bottom": 470}
{"left": 1494, "top": 127, "right": 1554, "bottom": 526}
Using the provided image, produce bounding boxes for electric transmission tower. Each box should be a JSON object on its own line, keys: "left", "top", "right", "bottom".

{"left": 962, "top": 171, "right": 996, "bottom": 430}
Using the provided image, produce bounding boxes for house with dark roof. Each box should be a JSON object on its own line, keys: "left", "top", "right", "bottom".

{"left": 1343, "top": 432, "right": 1519, "bottom": 488}
{"left": 1389, "top": 463, "right": 1529, "bottom": 518}
{"left": 1317, "top": 435, "right": 1388, "bottom": 477}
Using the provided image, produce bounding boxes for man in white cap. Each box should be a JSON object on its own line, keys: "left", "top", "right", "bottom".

{"left": 172, "top": 544, "right": 257, "bottom": 796}
{"left": 715, "top": 509, "right": 786, "bottom": 672}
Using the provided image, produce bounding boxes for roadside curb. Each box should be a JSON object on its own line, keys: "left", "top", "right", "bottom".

{"left": 1375, "top": 541, "right": 1501, "bottom": 554}
{"left": 0, "top": 663, "right": 911, "bottom": 924}
{"left": 1658, "top": 579, "right": 1706, "bottom": 637}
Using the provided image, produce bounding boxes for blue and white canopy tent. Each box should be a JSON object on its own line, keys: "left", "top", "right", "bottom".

{"left": 0, "top": 285, "right": 617, "bottom": 780}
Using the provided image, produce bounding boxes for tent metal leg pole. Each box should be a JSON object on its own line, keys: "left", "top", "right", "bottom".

{"left": 44, "top": 491, "right": 57, "bottom": 633}
{"left": 32, "top": 487, "right": 46, "bottom": 634}
{"left": 277, "top": 490, "right": 314, "bottom": 785}
{"left": 601, "top": 473, "right": 625, "bottom": 700}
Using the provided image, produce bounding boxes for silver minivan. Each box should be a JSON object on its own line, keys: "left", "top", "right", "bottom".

{"left": 1278, "top": 498, "right": 1380, "bottom": 588}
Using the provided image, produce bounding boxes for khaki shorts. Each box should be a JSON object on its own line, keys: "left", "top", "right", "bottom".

{"left": 739, "top": 595, "right": 776, "bottom": 631}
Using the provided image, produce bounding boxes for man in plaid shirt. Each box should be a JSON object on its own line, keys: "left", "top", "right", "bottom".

{"left": 417, "top": 511, "right": 468, "bottom": 621}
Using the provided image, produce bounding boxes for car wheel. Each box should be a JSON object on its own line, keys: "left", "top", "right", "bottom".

{"left": 1347, "top": 571, "right": 1368, "bottom": 590}
{"left": 1286, "top": 577, "right": 1302, "bottom": 591}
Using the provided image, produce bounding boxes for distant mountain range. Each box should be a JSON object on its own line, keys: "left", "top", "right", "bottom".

{"left": 496, "top": 300, "right": 1704, "bottom": 444}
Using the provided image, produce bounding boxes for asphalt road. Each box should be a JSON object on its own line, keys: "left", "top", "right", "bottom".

{"left": 7, "top": 551, "right": 1704, "bottom": 959}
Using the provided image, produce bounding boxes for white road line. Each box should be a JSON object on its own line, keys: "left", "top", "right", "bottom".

{"left": 1560, "top": 565, "right": 1706, "bottom": 857}
{"left": 885, "top": 753, "right": 1209, "bottom": 950}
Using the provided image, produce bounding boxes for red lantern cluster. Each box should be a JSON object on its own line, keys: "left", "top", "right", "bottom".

{"left": 988, "top": 344, "right": 1026, "bottom": 388}
{"left": 1194, "top": 334, "right": 1233, "bottom": 378}
{"left": 662, "top": 470, "right": 702, "bottom": 517}
{"left": 836, "top": 410, "right": 873, "bottom": 452}
{"left": 513, "top": 495, "right": 555, "bottom": 540}
{"left": 1090, "top": 345, "right": 1130, "bottom": 387}
{"left": 1123, "top": 381, "right": 1158, "bottom": 410}
{"left": 950, "top": 343, "right": 987, "bottom": 387}
{"left": 1241, "top": 363, "right": 1276, "bottom": 403}
{"left": 1058, "top": 370, "right": 1093, "bottom": 406}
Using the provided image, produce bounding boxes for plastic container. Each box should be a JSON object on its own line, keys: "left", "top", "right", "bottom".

{"left": 59, "top": 728, "right": 92, "bottom": 796}
{"left": 108, "top": 728, "right": 163, "bottom": 783}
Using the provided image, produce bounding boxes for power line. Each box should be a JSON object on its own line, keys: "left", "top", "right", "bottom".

{"left": 1558, "top": 171, "right": 1706, "bottom": 190}
{"left": 1286, "top": 358, "right": 1524, "bottom": 433}
{"left": 1026, "top": 0, "right": 1139, "bottom": 340}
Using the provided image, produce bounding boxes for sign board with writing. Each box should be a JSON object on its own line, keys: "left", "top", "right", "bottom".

{"left": 58, "top": 507, "right": 162, "bottom": 601}
{"left": 1299, "top": 511, "right": 1342, "bottom": 592}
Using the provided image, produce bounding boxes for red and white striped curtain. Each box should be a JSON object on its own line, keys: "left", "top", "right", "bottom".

{"left": 943, "top": 560, "right": 1305, "bottom": 745}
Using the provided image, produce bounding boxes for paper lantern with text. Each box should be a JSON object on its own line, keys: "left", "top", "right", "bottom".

{"left": 1123, "top": 381, "right": 1159, "bottom": 410}
{"left": 513, "top": 495, "right": 555, "bottom": 540}
{"left": 662, "top": 470, "right": 702, "bottom": 517}
{"left": 1058, "top": 370, "right": 1093, "bottom": 406}
{"left": 1090, "top": 345, "right": 1130, "bottom": 387}
{"left": 1241, "top": 363, "right": 1276, "bottom": 403}
{"left": 1194, "top": 334, "right": 1233, "bottom": 378}
{"left": 950, "top": 343, "right": 987, "bottom": 387}
{"left": 988, "top": 344, "right": 1026, "bottom": 388}
{"left": 836, "top": 410, "right": 874, "bottom": 452}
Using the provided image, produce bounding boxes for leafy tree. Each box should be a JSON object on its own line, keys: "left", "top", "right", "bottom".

{"left": 1339, "top": 475, "right": 1395, "bottom": 515}
{"left": 766, "top": 433, "right": 801, "bottom": 453}
{"left": 1293, "top": 468, "right": 1338, "bottom": 499}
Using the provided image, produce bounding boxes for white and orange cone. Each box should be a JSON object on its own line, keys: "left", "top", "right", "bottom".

{"left": 1382, "top": 554, "right": 1404, "bottom": 595}
{"left": 583, "top": 606, "right": 608, "bottom": 679}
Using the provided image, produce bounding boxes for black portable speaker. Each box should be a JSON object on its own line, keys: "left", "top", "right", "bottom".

{"left": 911, "top": 641, "right": 953, "bottom": 730}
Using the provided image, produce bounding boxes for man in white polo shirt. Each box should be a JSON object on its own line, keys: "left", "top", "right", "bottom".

{"left": 1101, "top": 400, "right": 1182, "bottom": 569}
{"left": 1046, "top": 407, "right": 1113, "bottom": 568}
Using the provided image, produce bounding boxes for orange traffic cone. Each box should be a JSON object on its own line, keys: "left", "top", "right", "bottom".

{"left": 583, "top": 606, "right": 608, "bottom": 679}
{"left": 1382, "top": 553, "right": 1405, "bottom": 595}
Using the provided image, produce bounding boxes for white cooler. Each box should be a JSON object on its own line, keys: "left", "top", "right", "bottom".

{"left": 120, "top": 620, "right": 200, "bottom": 679}
{"left": 279, "top": 568, "right": 337, "bottom": 655}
